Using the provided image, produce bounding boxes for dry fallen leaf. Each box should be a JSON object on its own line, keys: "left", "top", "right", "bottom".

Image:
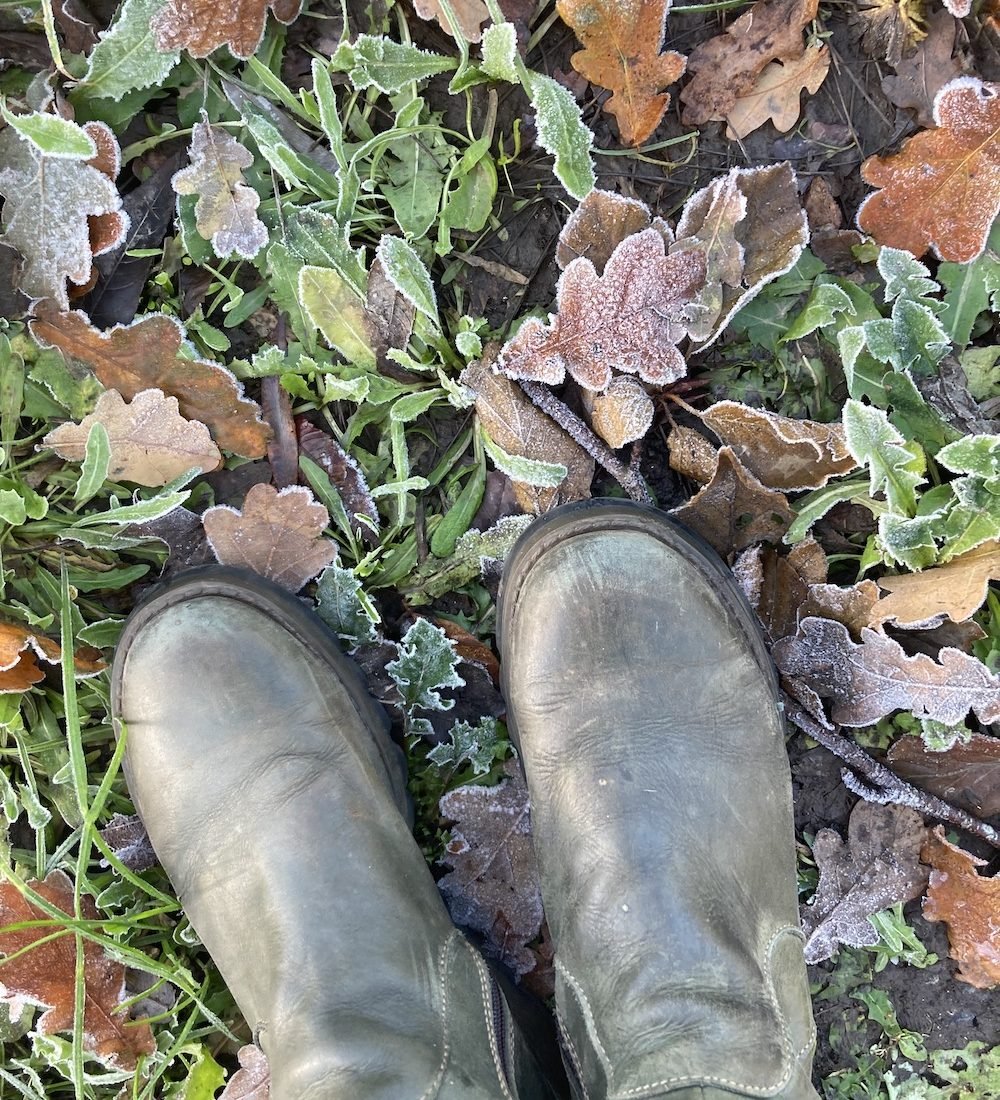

{"left": 801, "top": 803, "right": 928, "bottom": 964}
{"left": 438, "top": 760, "right": 543, "bottom": 978}
{"left": 152, "top": 0, "right": 301, "bottom": 58}
{"left": 172, "top": 121, "right": 268, "bottom": 260}
{"left": 725, "top": 45, "right": 830, "bottom": 139}
{"left": 296, "top": 417, "right": 379, "bottom": 545}
{"left": 869, "top": 541, "right": 1000, "bottom": 629}
{"left": 800, "top": 579, "right": 881, "bottom": 639}
{"left": 679, "top": 0, "right": 819, "bottom": 126}
{"left": 555, "top": 189, "right": 667, "bottom": 274}
{"left": 556, "top": 0, "right": 686, "bottom": 146}
{"left": 497, "top": 229, "right": 706, "bottom": 390}
{"left": 922, "top": 826, "right": 1000, "bottom": 988}
{"left": 30, "top": 300, "right": 269, "bottom": 458}
{"left": 0, "top": 619, "right": 104, "bottom": 693}
{"left": 881, "top": 8, "right": 964, "bottom": 129}
{"left": 82, "top": 122, "right": 129, "bottom": 286}
{"left": 858, "top": 76, "right": 1000, "bottom": 263}
{"left": 590, "top": 376, "right": 654, "bottom": 449}
{"left": 772, "top": 616, "right": 1000, "bottom": 727}
{"left": 43, "top": 389, "right": 222, "bottom": 487}
{"left": 202, "top": 482, "right": 337, "bottom": 592}
{"left": 0, "top": 870, "right": 156, "bottom": 1068}
{"left": 667, "top": 424, "right": 718, "bottom": 484}
{"left": 219, "top": 1044, "right": 270, "bottom": 1099}
{"left": 701, "top": 400, "right": 857, "bottom": 491}
{"left": 412, "top": 0, "right": 487, "bottom": 41}
{"left": 888, "top": 734, "right": 1000, "bottom": 818}
{"left": 854, "top": 0, "right": 928, "bottom": 66}
{"left": 733, "top": 539, "right": 827, "bottom": 642}
{"left": 462, "top": 354, "right": 593, "bottom": 514}
{"left": 671, "top": 446, "right": 794, "bottom": 555}
{"left": 365, "top": 256, "right": 416, "bottom": 377}
{"left": 99, "top": 813, "right": 158, "bottom": 872}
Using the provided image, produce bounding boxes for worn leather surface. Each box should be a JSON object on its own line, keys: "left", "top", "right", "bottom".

{"left": 498, "top": 503, "right": 819, "bottom": 1100}
{"left": 113, "top": 568, "right": 549, "bottom": 1100}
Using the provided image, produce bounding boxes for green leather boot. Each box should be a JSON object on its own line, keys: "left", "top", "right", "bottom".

{"left": 497, "top": 501, "right": 819, "bottom": 1100}
{"left": 112, "top": 567, "right": 555, "bottom": 1100}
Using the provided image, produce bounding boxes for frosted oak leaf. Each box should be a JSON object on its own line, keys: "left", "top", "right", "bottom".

{"left": 497, "top": 229, "right": 706, "bottom": 391}
{"left": 152, "top": 0, "right": 301, "bottom": 58}
{"left": 172, "top": 122, "right": 267, "bottom": 260}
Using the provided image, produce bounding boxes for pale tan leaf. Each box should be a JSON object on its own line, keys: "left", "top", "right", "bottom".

{"left": 412, "top": 0, "right": 487, "bottom": 41}
{"left": 202, "top": 483, "right": 337, "bottom": 591}
{"left": 724, "top": 45, "right": 830, "bottom": 139}
{"left": 590, "top": 376, "right": 654, "bottom": 448}
{"left": 800, "top": 580, "right": 881, "bottom": 639}
{"left": 667, "top": 424, "right": 718, "bottom": 484}
{"left": 43, "top": 389, "right": 222, "bottom": 487}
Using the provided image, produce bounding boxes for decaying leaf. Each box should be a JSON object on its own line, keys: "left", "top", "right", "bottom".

{"left": 881, "top": 8, "right": 964, "bottom": 129}
{"left": 701, "top": 400, "right": 856, "bottom": 491}
{"left": 365, "top": 256, "right": 416, "bottom": 377}
{"left": 679, "top": 0, "right": 819, "bottom": 126}
{"left": 733, "top": 539, "right": 827, "bottom": 642}
{"left": 556, "top": 0, "right": 686, "bottom": 146}
{"left": 99, "top": 813, "right": 158, "bottom": 872}
{"left": 412, "top": 0, "right": 488, "bottom": 41}
{"left": 724, "top": 45, "right": 830, "bottom": 139}
{"left": 555, "top": 189, "right": 665, "bottom": 273}
{"left": 801, "top": 803, "right": 928, "bottom": 964}
{"left": 869, "top": 541, "right": 1000, "bottom": 629}
{"left": 462, "top": 355, "right": 593, "bottom": 514}
{"left": 854, "top": 0, "right": 928, "bottom": 67}
{"left": 152, "top": 0, "right": 302, "bottom": 58}
{"left": 82, "top": 122, "right": 129, "bottom": 285}
{"left": 438, "top": 760, "right": 543, "bottom": 977}
{"left": 772, "top": 617, "right": 1000, "bottom": 726}
{"left": 888, "top": 734, "right": 1000, "bottom": 817}
{"left": 922, "top": 826, "right": 1000, "bottom": 988}
{"left": 202, "top": 483, "right": 337, "bottom": 592}
{"left": 590, "top": 376, "right": 654, "bottom": 449}
{"left": 0, "top": 620, "right": 105, "bottom": 693}
{"left": 0, "top": 870, "right": 156, "bottom": 1068}
{"left": 497, "top": 229, "right": 706, "bottom": 390}
{"left": 296, "top": 417, "right": 379, "bottom": 543}
{"left": 43, "top": 389, "right": 222, "bottom": 487}
{"left": 671, "top": 446, "right": 794, "bottom": 555}
{"left": 171, "top": 122, "right": 268, "bottom": 260}
{"left": 30, "top": 300, "right": 269, "bottom": 458}
{"left": 219, "top": 1044, "right": 270, "bottom": 1099}
{"left": 667, "top": 424, "right": 718, "bottom": 483}
{"left": 799, "top": 579, "right": 880, "bottom": 639}
{"left": 0, "top": 121, "right": 126, "bottom": 308}
{"left": 858, "top": 77, "right": 1000, "bottom": 263}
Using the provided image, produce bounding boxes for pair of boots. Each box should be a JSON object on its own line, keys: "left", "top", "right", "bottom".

{"left": 112, "top": 500, "right": 819, "bottom": 1100}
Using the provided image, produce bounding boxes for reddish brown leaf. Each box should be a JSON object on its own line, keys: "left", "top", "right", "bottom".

{"left": 679, "top": 0, "right": 819, "bottom": 126}
{"left": 152, "top": 0, "right": 301, "bottom": 58}
{"left": 733, "top": 539, "right": 827, "bottom": 642}
{"left": 435, "top": 619, "right": 500, "bottom": 684}
{"left": 30, "top": 300, "right": 269, "bottom": 458}
{"left": 858, "top": 76, "right": 1000, "bottom": 263}
{"left": 922, "top": 826, "right": 1000, "bottom": 988}
{"left": 220, "top": 1044, "right": 270, "bottom": 1099}
{"left": 497, "top": 230, "right": 705, "bottom": 390}
{"left": 0, "top": 870, "right": 156, "bottom": 1069}
{"left": 888, "top": 734, "right": 1000, "bottom": 818}
{"left": 0, "top": 620, "right": 105, "bottom": 694}
{"left": 556, "top": 0, "right": 686, "bottom": 146}
{"left": 84, "top": 122, "right": 128, "bottom": 267}
{"left": 555, "top": 189, "right": 663, "bottom": 274}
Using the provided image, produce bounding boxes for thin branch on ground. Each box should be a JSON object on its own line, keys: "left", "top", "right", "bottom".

{"left": 517, "top": 380, "right": 654, "bottom": 505}
{"left": 785, "top": 700, "right": 1000, "bottom": 850}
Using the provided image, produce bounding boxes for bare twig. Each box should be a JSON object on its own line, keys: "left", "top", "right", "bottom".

{"left": 785, "top": 700, "right": 1000, "bottom": 849}
{"left": 517, "top": 380, "right": 653, "bottom": 505}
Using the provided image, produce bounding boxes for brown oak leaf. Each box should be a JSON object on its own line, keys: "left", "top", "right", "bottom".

{"left": 922, "top": 826, "right": 1000, "bottom": 988}
{"left": 555, "top": 189, "right": 667, "bottom": 274}
{"left": 679, "top": 0, "right": 818, "bottom": 126}
{"left": 801, "top": 803, "right": 928, "bottom": 964}
{"left": 556, "top": 0, "right": 686, "bottom": 147}
{"left": 881, "top": 8, "right": 964, "bottom": 129}
{"left": 733, "top": 539, "right": 827, "bottom": 643}
{"left": 497, "top": 229, "right": 706, "bottom": 390}
{"left": 202, "top": 482, "right": 336, "bottom": 591}
{"left": 82, "top": 122, "right": 129, "bottom": 285}
{"left": 854, "top": 0, "right": 928, "bottom": 67}
{"left": 671, "top": 446, "right": 794, "bottom": 556}
{"left": 0, "top": 620, "right": 105, "bottom": 694}
{"left": 220, "top": 1044, "right": 270, "bottom": 1098}
{"left": 667, "top": 424, "right": 718, "bottom": 484}
{"left": 0, "top": 870, "right": 156, "bottom": 1068}
{"left": 590, "top": 376, "right": 654, "bottom": 449}
{"left": 438, "top": 760, "right": 543, "bottom": 978}
{"left": 701, "top": 399, "right": 857, "bottom": 491}
{"left": 869, "top": 541, "right": 1000, "bottom": 629}
{"left": 857, "top": 76, "right": 1000, "bottom": 263}
{"left": 412, "top": 0, "right": 487, "bottom": 41}
{"left": 172, "top": 121, "right": 268, "bottom": 260}
{"left": 799, "top": 579, "right": 881, "bottom": 639}
{"left": 30, "top": 300, "right": 269, "bottom": 458}
{"left": 724, "top": 44, "right": 830, "bottom": 139}
{"left": 772, "top": 616, "right": 1000, "bottom": 726}
{"left": 152, "top": 0, "right": 301, "bottom": 58}
{"left": 888, "top": 734, "right": 1000, "bottom": 818}
{"left": 43, "top": 388, "right": 222, "bottom": 487}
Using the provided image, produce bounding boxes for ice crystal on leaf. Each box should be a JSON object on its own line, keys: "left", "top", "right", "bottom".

{"left": 152, "top": 0, "right": 301, "bottom": 58}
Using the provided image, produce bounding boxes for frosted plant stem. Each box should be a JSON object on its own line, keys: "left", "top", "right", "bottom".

{"left": 785, "top": 700, "right": 1000, "bottom": 850}
{"left": 517, "top": 381, "right": 653, "bottom": 505}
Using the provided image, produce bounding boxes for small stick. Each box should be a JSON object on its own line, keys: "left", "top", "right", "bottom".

{"left": 517, "top": 380, "right": 653, "bottom": 505}
{"left": 785, "top": 701, "right": 1000, "bottom": 850}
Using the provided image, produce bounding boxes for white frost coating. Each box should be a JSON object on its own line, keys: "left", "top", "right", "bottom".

{"left": 83, "top": 0, "right": 180, "bottom": 101}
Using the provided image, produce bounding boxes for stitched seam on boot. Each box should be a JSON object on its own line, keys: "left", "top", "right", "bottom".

{"left": 418, "top": 935, "right": 454, "bottom": 1100}
{"left": 463, "top": 938, "right": 516, "bottom": 1100}
{"left": 555, "top": 1008, "right": 592, "bottom": 1100}
{"left": 555, "top": 959, "right": 614, "bottom": 1089}
{"left": 608, "top": 926, "right": 814, "bottom": 1099}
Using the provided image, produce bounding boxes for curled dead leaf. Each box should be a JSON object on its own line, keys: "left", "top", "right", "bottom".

{"left": 590, "top": 376, "right": 654, "bottom": 449}
{"left": 0, "top": 620, "right": 104, "bottom": 693}
{"left": 733, "top": 539, "right": 827, "bottom": 642}
{"left": 219, "top": 1044, "right": 270, "bottom": 1099}
{"left": 667, "top": 424, "right": 718, "bottom": 484}
{"left": 881, "top": 9, "right": 964, "bottom": 129}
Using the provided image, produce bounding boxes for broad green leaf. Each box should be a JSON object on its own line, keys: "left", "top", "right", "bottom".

{"left": 879, "top": 511, "right": 941, "bottom": 570}
{"left": 430, "top": 459, "right": 485, "bottom": 557}
{"left": 784, "top": 478, "right": 872, "bottom": 544}
{"left": 427, "top": 716, "right": 505, "bottom": 775}
{"left": 240, "top": 99, "right": 339, "bottom": 199}
{"left": 0, "top": 489, "right": 26, "bottom": 527}
{"left": 72, "top": 489, "right": 190, "bottom": 526}
{"left": 376, "top": 235, "right": 438, "bottom": 324}
{"left": 525, "top": 72, "right": 595, "bottom": 200}
{"left": 383, "top": 116, "right": 451, "bottom": 239}
{"left": 843, "top": 400, "right": 924, "bottom": 516}
{"left": 299, "top": 266, "right": 376, "bottom": 369}
{"left": 281, "top": 206, "right": 367, "bottom": 296}
{"left": 79, "top": 0, "right": 179, "bottom": 101}
{"left": 73, "top": 421, "right": 111, "bottom": 507}
{"left": 315, "top": 563, "right": 380, "bottom": 649}
{"left": 265, "top": 242, "right": 316, "bottom": 353}
{"left": 938, "top": 478, "right": 1000, "bottom": 561}
{"left": 330, "top": 36, "right": 456, "bottom": 92}
{"left": 891, "top": 297, "right": 949, "bottom": 374}
{"left": 938, "top": 251, "right": 1000, "bottom": 349}
{"left": 481, "top": 430, "right": 568, "bottom": 487}
{"left": 960, "top": 346, "right": 1000, "bottom": 401}
{"left": 437, "top": 151, "right": 496, "bottom": 256}
{"left": 390, "top": 389, "right": 444, "bottom": 422}
{"left": 481, "top": 22, "right": 518, "bottom": 82}
{"left": 882, "top": 371, "right": 961, "bottom": 455}
{"left": 838, "top": 327, "right": 889, "bottom": 405}
{"left": 386, "top": 617, "right": 464, "bottom": 712}
{"left": 877, "top": 246, "right": 940, "bottom": 306}
{"left": 173, "top": 1044, "right": 226, "bottom": 1100}
{"left": 937, "top": 434, "right": 1000, "bottom": 480}
{"left": 781, "top": 281, "right": 854, "bottom": 342}
{"left": 0, "top": 109, "right": 95, "bottom": 157}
